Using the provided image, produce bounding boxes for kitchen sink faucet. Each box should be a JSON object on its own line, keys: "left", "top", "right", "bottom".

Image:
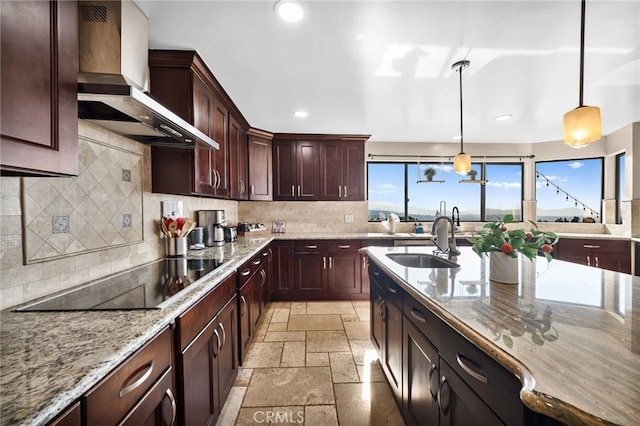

{"left": 431, "top": 215, "right": 461, "bottom": 259}
{"left": 452, "top": 206, "right": 460, "bottom": 227}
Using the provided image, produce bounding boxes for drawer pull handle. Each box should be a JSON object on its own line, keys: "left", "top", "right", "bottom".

{"left": 429, "top": 364, "right": 439, "bottom": 400}
{"left": 387, "top": 285, "right": 397, "bottom": 294}
{"left": 410, "top": 308, "right": 427, "bottom": 323}
{"left": 219, "top": 323, "right": 226, "bottom": 348}
{"left": 437, "top": 376, "right": 450, "bottom": 415}
{"left": 338, "top": 245, "right": 351, "bottom": 249}
{"left": 305, "top": 245, "right": 318, "bottom": 249}
{"left": 213, "top": 329, "right": 221, "bottom": 357}
{"left": 252, "top": 259, "right": 261, "bottom": 265}
{"left": 456, "top": 353, "right": 488, "bottom": 384}
{"left": 240, "top": 295, "right": 247, "bottom": 316}
{"left": 119, "top": 361, "right": 154, "bottom": 398}
{"left": 583, "top": 244, "right": 600, "bottom": 249}
{"left": 241, "top": 269, "right": 251, "bottom": 277}
{"left": 165, "top": 387, "right": 177, "bottom": 426}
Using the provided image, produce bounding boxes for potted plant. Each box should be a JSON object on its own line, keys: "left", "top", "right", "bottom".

{"left": 424, "top": 166, "right": 437, "bottom": 181}
{"left": 467, "top": 169, "right": 478, "bottom": 180}
{"left": 468, "top": 214, "right": 558, "bottom": 283}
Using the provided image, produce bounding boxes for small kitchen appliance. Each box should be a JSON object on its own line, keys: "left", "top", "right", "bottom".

{"left": 197, "top": 210, "right": 226, "bottom": 247}
{"left": 223, "top": 226, "right": 237, "bottom": 242}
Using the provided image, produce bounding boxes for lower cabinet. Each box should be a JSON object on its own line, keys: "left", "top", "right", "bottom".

{"left": 175, "top": 273, "right": 238, "bottom": 426}
{"left": 554, "top": 238, "right": 631, "bottom": 273}
{"left": 46, "top": 401, "right": 81, "bottom": 426}
{"left": 237, "top": 249, "right": 269, "bottom": 364}
{"left": 83, "top": 327, "right": 175, "bottom": 426}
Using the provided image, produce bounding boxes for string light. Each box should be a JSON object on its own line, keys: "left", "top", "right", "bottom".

{"left": 537, "top": 170, "right": 600, "bottom": 220}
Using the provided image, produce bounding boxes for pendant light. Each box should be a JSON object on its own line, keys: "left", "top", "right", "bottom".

{"left": 452, "top": 60, "right": 471, "bottom": 175}
{"left": 563, "top": 0, "right": 601, "bottom": 148}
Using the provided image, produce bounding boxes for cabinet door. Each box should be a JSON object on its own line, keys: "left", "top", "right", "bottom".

{"left": 342, "top": 141, "right": 365, "bottom": 201}
{"left": 251, "top": 270, "right": 264, "bottom": 330}
{"left": 370, "top": 283, "right": 384, "bottom": 356}
{"left": 212, "top": 98, "right": 230, "bottom": 197}
{"left": 47, "top": 401, "right": 80, "bottom": 426}
{"left": 273, "top": 140, "right": 297, "bottom": 200}
{"left": 216, "top": 296, "right": 238, "bottom": 410}
{"left": 272, "top": 241, "right": 294, "bottom": 299}
{"left": 248, "top": 134, "right": 273, "bottom": 200}
{"left": 328, "top": 252, "right": 361, "bottom": 295}
{"left": 403, "top": 318, "right": 439, "bottom": 426}
{"left": 120, "top": 368, "right": 176, "bottom": 426}
{"left": 320, "top": 141, "right": 343, "bottom": 201}
{"left": 383, "top": 298, "right": 403, "bottom": 403}
{"left": 229, "top": 115, "right": 248, "bottom": 200}
{"left": 193, "top": 76, "right": 217, "bottom": 195}
{"left": 294, "top": 253, "right": 327, "bottom": 297}
{"left": 179, "top": 318, "right": 220, "bottom": 426}
{"left": 238, "top": 283, "right": 252, "bottom": 365}
{"left": 635, "top": 242, "right": 640, "bottom": 277}
{"left": 1, "top": 0, "right": 78, "bottom": 176}
{"left": 438, "top": 361, "right": 502, "bottom": 426}
{"left": 296, "top": 140, "right": 320, "bottom": 200}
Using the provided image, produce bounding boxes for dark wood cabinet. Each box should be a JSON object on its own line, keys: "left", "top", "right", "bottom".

{"left": 635, "top": 242, "right": 639, "bottom": 276}
{"left": 554, "top": 238, "right": 631, "bottom": 273}
{"left": 46, "top": 401, "right": 80, "bottom": 426}
{"left": 211, "top": 98, "right": 230, "bottom": 197}
{"left": 271, "top": 241, "right": 295, "bottom": 299}
{"left": 247, "top": 129, "right": 273, "bottom": 201}
{"left": 83, "top": 327, "right": 175, "bottom": 426}
{"left": 272, "top": 139, "right": 320, "bottom": 201}
{"left": 1, "top": 0, "right": 78, "bottom": 176}
{"left": 230, "top": 116, "right": 248, "bottom": 200}
{"left": 320, "top": 140, "right": 366, "bottom": 201}
{"left": 175, "top": 272, "right": 237, "bottom": 426}
{"left": 238, "top": 280, "right": 253, "bottom": 363}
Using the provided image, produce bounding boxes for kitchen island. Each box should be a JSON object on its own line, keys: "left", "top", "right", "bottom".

{"left": 363, "top": 245, "right": 640, "bottom": 425}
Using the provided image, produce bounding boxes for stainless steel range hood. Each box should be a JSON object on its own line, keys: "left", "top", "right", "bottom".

{"left": 77, "top": 0, "right": 218, "bottom": 150}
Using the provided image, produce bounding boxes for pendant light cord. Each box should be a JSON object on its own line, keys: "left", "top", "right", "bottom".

{"left": 579, "top": 0, "right": 586, "bottom": 107}
{"left": 458, "top": 64, "right": 464, "bottom": 152}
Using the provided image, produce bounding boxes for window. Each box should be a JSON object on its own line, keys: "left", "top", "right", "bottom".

{"left": 616, "top": 153, "right": 625, "bottom": 225}
{"left": 368, "top": 162, "right": 523, "bottom": 221}
{"left": 535, "top": 158, "right": 603, "bottom": 223}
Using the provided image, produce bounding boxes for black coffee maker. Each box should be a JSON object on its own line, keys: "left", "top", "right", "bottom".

{"left": 197, "top": 210, "right": 226, "bottom": 247}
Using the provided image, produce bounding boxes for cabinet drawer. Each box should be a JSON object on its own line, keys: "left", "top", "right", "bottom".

{"left": 559, "top": 238, "right": 630, "bottom": 254}
{"left": 327, "top": 240, "right": 360, "bottom": 252}
{"left": 84, "top": 327, "right": 172, "bottom": 426}
{"left": 294, "top": 240, "right": 327, "bottom": 253}
{"left": 403, "top": 296, "right": 441, "bottom": 347}
{"left": 369, "top": 262, "right": 403, "bottom": 308}
{"left": 238, "top": 253, "right": 264, "bottom": 287}
{"left": 439, "top": 326, "right": 523, "bottom": 426}
{"left": 177, "top": 272, "right": 237, "bottom": 350}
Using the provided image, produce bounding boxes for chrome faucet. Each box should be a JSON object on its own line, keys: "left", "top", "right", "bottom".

{"left": 451, "top": 206, "right": 460, "bottom": 227}
{"left": 431, "top": 215, "right": 461, "bottom": 259}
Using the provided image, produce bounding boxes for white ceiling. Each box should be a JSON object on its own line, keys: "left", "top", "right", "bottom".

{"left": 134, "top": 0, "right": 640, "bottom": 144}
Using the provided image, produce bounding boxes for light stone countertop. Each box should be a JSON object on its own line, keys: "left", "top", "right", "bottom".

{"left": 363, "top": 246, "right": 640, "bottom": 425}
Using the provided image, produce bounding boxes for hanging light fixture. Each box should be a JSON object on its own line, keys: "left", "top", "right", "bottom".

{"left": 563, "top": 0, "right": 601, "bottom": 148}
{"left": 452, "top": 60, "right": 471, "bottom": 174}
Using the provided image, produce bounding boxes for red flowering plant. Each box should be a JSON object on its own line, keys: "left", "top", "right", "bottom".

{"left": 468, "top": 214, "right": 559, "bottom": 262}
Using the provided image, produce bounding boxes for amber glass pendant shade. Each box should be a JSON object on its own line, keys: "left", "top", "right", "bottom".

{"left": 453, "top": 152, "right": 471, "bottom": 175}
{"left": 563, "top": 105, "right": 601, "bottom": 148}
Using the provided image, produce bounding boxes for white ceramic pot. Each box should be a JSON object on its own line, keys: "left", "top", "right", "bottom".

{"left": 490, "top": 252, "right": 519, "bottom": 284}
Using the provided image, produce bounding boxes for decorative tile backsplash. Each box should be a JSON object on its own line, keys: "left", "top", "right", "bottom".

{"left": 22, "top": 138, "right": 143, "bottom": 263}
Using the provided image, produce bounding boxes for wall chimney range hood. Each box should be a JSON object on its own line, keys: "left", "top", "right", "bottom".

{"left": 77, "top": 0, "right": 218, "bottom": 150}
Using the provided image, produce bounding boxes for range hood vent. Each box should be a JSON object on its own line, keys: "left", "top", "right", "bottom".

{"left": 77, "top": 0, "right": 218, "bottom": 150}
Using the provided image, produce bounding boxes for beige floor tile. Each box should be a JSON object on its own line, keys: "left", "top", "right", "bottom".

{"left": 236, "top": 406, "right": 303, "bottom": 425}
{"left": 349, "top": 340, "right": 378, "bottom": 365}
{"left": 216, "top": 386, "right": 245, "bottom": 426}
{"left": 242, "top": 342, "right": 283, "bottom": 368}
{"left": 242, "top": 367, "right": 335, "bottom": 407}
{"left": 355, "top": 307, "right": 371, "bottom": 322}
{"left": 340, "top": 314, "right": 361, "bottom": 322}
{"left": 305, "top": 352, "right": 330, "bottom": 367}
{"left": 286, "top": 314, "right": 344, "bottom": 331}
{"left": 329, "top": 352, "right": 359, "bottom": 383}
{"left": 343, "top": 321, "right": 371, "bottom": 340}
{"left": 271, "top": 308, "right": 290, "bottom": 323}
{"left": 290, "top": 302, "right": 307, "bottom": 315}
{"left": 281, "top": 341, "right": 306, "bottom": 367}
{"left": 351, "top": 301, "right": 371, "bottom": 309}
{"left": 235, "top": 407, "right": 268, "bottom": 425}
{"left": 304, "top": 405, "right": 339, "bottom": 426}
{"left": 235, "top": 368, "right": 253, "bottom": 386}
{"left": 306, "top": 301, "right": 356, "bottom": 315}
{"left": 306, "top": 330, "right": 350, "bottom": 352}
{"left": 357, "top": 361, "right": 386, "bottom": 383}
{"left": 268, "top": 322, "right": 287, "bottom": 332}
{"left": 268, "top": 301, "right": 292, "bottom": 309}
{"left": 334, "top": 383, "right": 404, "bottom": 426}
{"left": 264, "top": 331, "right": 306, "bottom": 342}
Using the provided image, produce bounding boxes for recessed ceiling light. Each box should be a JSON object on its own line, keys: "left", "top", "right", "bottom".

{"left": 293, "top": 110, "right": 308, "bottom": 118}
{"left": 452, "top": 135, "right": 462, "bottom": 140}
{"left": 274, "top": 0, "right": 305, "bottom": 23}
{"left": 495, "top": 114, "right": 513, "bottom": 121}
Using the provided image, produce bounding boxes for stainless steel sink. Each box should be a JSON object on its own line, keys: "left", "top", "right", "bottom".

{"left": 386, "top": 253, "right": 460, "bottom": 268}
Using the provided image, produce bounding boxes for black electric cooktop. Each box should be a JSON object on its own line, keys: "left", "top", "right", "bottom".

{"left": 17, "top": 257, "right": 224, "bottom": 311}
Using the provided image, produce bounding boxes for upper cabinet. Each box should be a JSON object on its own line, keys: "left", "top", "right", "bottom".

{"left": 1, "top": 0, "right": 79, "bottom": 176}
{"left": 247, "top": 129, "right": 273, "bottom": 201}
{"left": 148, "top": 50, "right": 247, "bottom": 198}
{"left": 272, "top": 134, "right": 369, "bottom": 201}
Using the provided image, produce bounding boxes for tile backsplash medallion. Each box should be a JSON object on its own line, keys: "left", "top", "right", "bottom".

{"left": 0, "top": 122, "right": 237, "bottom": 310}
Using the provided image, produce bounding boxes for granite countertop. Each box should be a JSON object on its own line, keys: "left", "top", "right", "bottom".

{"left": 363, "top": 245, "right": 640, "bottom": 425}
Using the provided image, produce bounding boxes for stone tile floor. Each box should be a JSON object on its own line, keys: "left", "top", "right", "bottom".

{"left": 216, "top": 301, "right": 405, "bottom": 425}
